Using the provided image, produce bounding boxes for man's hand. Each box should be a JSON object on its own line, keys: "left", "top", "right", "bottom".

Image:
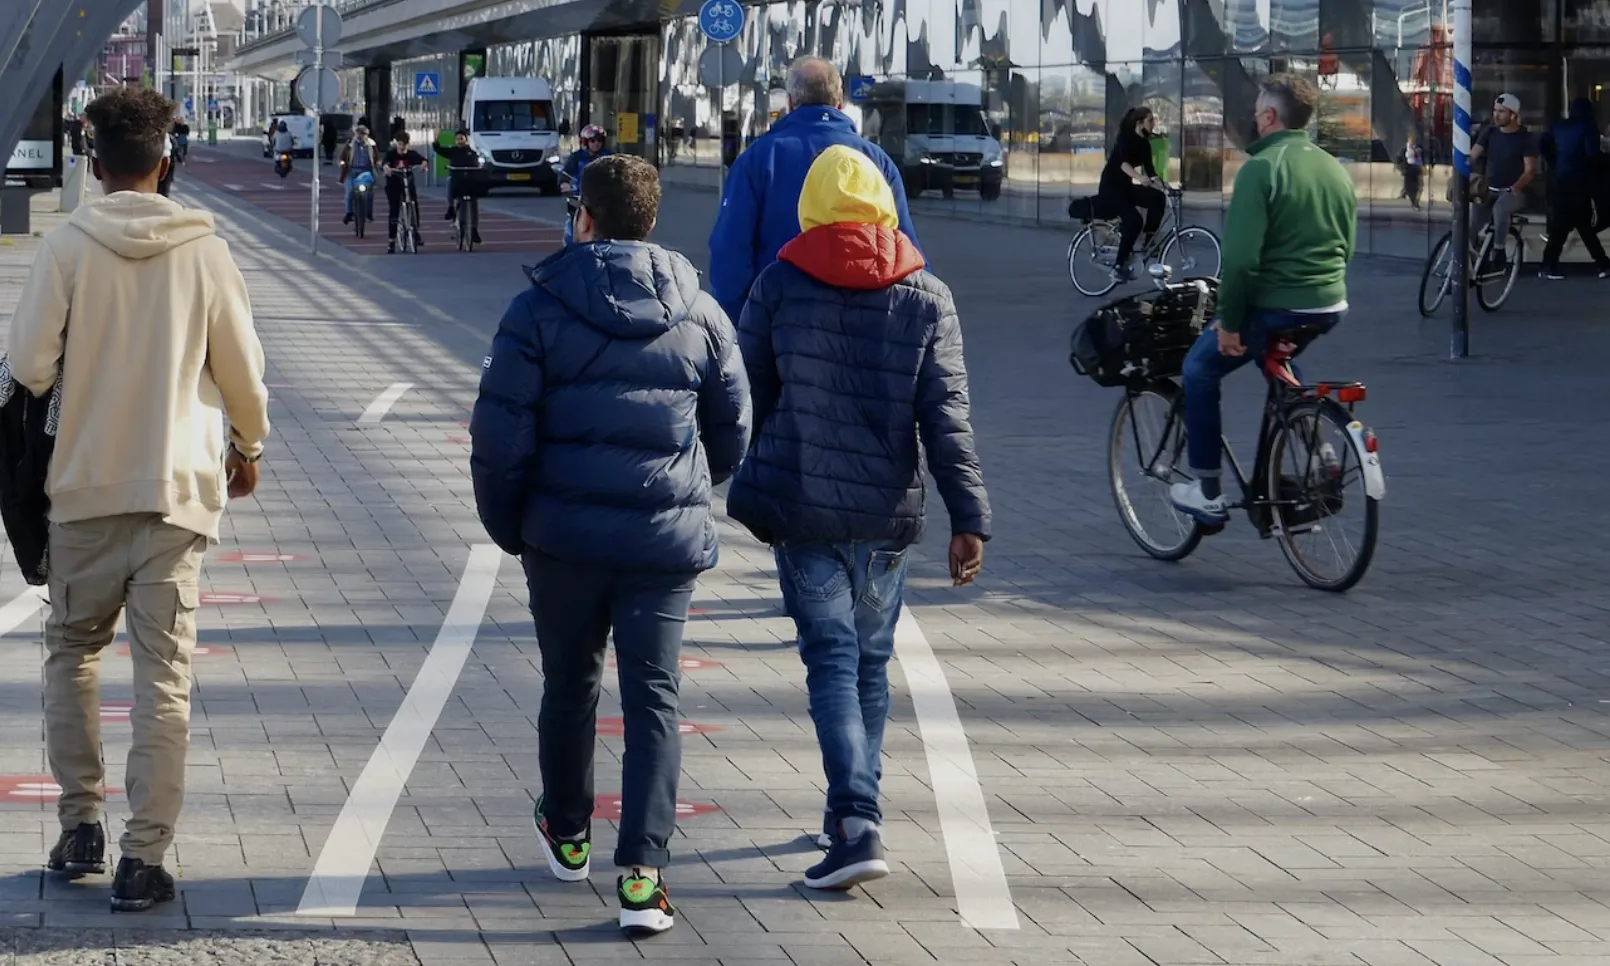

{"left": 225, "top": 449, "right": 260, "bottom": 500}
{"left": 1217, "top": 325, "right": 1245, "bottom": 357}
{"left": 949, "top": 533, "right": 985, "bottom": 586}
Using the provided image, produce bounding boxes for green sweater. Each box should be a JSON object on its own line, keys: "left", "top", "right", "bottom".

{"left": 1218, "top": 130, "right": 1358, "bottom": 333}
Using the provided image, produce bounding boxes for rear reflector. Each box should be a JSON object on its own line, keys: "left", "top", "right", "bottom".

{"left": 1336, "top": 385, "right": 1367, "bottom": 403}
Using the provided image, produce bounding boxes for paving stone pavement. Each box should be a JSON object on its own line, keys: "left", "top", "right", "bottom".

{"left": 0, "top": 174, "right": 1605, "bottom": 966}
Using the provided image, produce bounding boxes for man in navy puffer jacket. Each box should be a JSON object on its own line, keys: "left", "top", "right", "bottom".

{"left": 470, "top": 155, "right": 749, "bottom": 938}
{"left": 726, "top": 145, "right": 989, "bottom": 892}
{"left": 1540, "top": 97, "right": 1610, "bottom": 278}
{"left": 708, "top": 56, "right": 920, "bottom": 323}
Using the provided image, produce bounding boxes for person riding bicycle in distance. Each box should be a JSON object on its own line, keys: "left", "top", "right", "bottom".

{"left": 563, "top": 125, "right": 611, "bottom": 190}
{"left": 1171, "top": 73, "right": 1357, "bottom": 525}
{"left": 382, "top": 131, "right": 428, "bottom": 253}
{"left": 1468, "top": 94, "right": 1538, "bottom": 273}
{"left": 1096, "top": 106, "right": 1167, "bottom": 283}
{"left": 441, "top": 129, "right": 484, "bottom": 246}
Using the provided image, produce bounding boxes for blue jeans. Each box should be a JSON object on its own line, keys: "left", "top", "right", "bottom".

{"left": 523, "top": 551, "right": 696, "bottom": 869}
{"left": 1182, "top": 307, "right": 1343, "bottom": 476}
{"left": 774, "top": 540, "right": 909, "bottom": 829}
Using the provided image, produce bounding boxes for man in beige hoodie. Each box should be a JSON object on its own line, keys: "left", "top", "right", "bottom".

{"left": 6, "top": 87, "right": 269, "bottom": 912}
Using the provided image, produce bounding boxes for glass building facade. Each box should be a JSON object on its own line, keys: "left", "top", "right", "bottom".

{"left": 333, "top": 0, "right": 1610, "bottom": 259}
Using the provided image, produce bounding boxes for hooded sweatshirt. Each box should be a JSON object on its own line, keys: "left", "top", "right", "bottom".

{"left": 469, "top": 240, "right": 751, "bottom": 572}
{"left": 7, "top": 191, "right": 270, "bottom": 540}
{"left": 726, "top": 146, "right": 991, "bottom": 547}
{"left": 1543, "top": 98, "right": 1602, "bottom": 186}
{"left": 707, "top": 105, "right": 921, "bottom": 323}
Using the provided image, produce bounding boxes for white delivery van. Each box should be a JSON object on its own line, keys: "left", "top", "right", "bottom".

{"left": 861, "top": 80, "right": 1005, "bottom": 200}
{"left": 462, "top": 77, "right": 562, "bottom": 193}
{"left": 262, "top": 113, "right": 317, "bottom": 158}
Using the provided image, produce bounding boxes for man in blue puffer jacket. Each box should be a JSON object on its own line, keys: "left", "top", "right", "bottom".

{"left": 708, "top": 56, "right": 920, "bottom": 323}
{"left": 469, "top": 155, "right": 749, "bottom": 938}
{"left": 1540, "top": 97, "right": 1610, "bottom": 279}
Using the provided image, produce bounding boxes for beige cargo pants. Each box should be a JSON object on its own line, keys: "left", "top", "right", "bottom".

{"left": 44, "top": 513, "right": 206, "bottom": 865}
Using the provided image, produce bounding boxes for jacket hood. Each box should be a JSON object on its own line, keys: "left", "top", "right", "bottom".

{"left": 773, "top": 104, "right": 859, "bottom": 138}
{"left": 779, "top": 223, "right": 925, "bottom": 290}
{"left": 68, "top": 192, "right": 216, "bottom": 259}
{"left": 798, "top": 145, "right": 899, "bottom": 232}
{"left": 1570, "top": 98, "right": 1597, "bottom": 124}
{"left": 530, "top": 240, "right": 702, "bottom": 337}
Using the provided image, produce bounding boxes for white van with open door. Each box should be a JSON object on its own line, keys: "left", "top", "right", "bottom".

{"left": 462, "top": 77, "right": 562, "bottom": 193}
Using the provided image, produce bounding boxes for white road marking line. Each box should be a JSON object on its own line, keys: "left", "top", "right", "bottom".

{"left": 259, "top": 182, "right": 286, "bottom": 191}
{"left": 894, "top": 610, "right": 1020, "bottom": 930}
{"left": 0, "top": 586, "right": 48, "bottom": 636}
{"left": 223, "top": 183, "right": 245, "bottom": 192}
{"left": 356, "top": 382, "right": 413, "bottom": 425}
{"left": 297, "top": 544, "right": 502, "bottom": 917}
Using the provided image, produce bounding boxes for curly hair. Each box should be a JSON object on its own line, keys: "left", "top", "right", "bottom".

{"left": 83, "top": 87, "right": 176, "bottom": 179}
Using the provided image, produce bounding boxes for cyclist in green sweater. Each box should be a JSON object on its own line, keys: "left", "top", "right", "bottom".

{"left": 1171, "top": 73, "right": 1358, "bottom": 524}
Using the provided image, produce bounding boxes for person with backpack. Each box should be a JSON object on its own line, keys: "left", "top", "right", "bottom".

{"left": 1539, "top": 98, "right": 1610, "bottom": 280}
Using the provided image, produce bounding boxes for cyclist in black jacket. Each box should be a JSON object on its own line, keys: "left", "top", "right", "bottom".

{"left": 441, "top": 130, "right": 484, "bottom": 245}
{"left": 382, "top": 132, "right": 427, "bottom": 253}
{"left": 1097, "top": 107, "right": 1167, "bottom": 282}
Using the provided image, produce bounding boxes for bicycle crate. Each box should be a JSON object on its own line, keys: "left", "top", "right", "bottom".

{"left": 1069, "top": 278, "right": 1218, "bottom": 387}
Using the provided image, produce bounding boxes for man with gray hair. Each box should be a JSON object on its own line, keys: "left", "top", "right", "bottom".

{"left": 1170, "top": 72, "right": 1357, "bottom": 525}
{"left": 709, "top": 56, "right": 920, "bottom": 323}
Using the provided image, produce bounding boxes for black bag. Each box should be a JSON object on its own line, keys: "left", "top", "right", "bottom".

{"left": 1069, "top": 278, "right": 1217, "bottom": 388}
{"left": 1067, "top": 195, "right": 1096, "bottom": 221}
{"left": 0, "top": 360, "right": 59, "bottom": 586}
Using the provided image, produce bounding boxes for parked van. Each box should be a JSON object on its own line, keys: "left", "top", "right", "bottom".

{"left": 861, "top": 80, "right": 1005, "bottom": 200}
{"left": 462, "top": 77, "right": 562, "bottom": 193}
{"left": 262, "top": 113, "right": 317, "bottom": 158}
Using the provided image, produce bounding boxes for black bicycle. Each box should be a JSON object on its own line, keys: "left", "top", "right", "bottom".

{"left": 448, "top": 165, "right": 484, "bottom": 252}
{"left": 1093, "top": 277, "right": 1384, "bottom": 591}
{"left": 393, "top": 168, "right": 421, "bottom": 254}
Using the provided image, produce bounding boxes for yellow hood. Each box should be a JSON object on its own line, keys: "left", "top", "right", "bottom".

{"left": 798, "top": 145, "right": 898, "bottom": 232}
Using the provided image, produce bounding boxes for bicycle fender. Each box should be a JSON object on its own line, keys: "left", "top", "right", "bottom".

{"left": 1346, "top": 420, "right": 1386, "bottom": 500}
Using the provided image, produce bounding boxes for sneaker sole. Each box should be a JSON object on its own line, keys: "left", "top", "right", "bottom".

{"left": 50, "top": 860, "right": 105, "bottom": 879}
{"left": 532, "top": 812, "right": 590, "bottom": 883}
{"left": 1170, "top": 501, "right": 1229, "bottom": 526}
{"left": 803, "top": 858, "right": 890, "bottom": 890}
{"left": 620, "top": 906, "right": 675, "bottom": 937}
{"left": 110, "top": 891, "right": 173, "bottom": 912}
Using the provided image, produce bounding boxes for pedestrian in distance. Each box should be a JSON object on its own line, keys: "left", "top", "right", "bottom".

{"left": 725, "top": 145, "right": 990, "bottom": 890}
{"left": 469, "top": 154, "right": 750, "bottom": 938}
{"left": 708, "top": 55, "right": 921, "bottom": 323}
{"left": 1539, "top": 97, "right": 1610, "bottom": 280}
{"left": 7, "top": 86, "right": 270, "bottom": 913}
{"left": 1400, "top": 132, "right": 1424, "bottom": 211}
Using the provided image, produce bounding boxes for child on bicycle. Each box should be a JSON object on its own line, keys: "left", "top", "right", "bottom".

{"left": 382, "top": 131, "right": 428, "bottom": 253}
{"left": 441, "top": 129, "right": 484, "bottom": 246}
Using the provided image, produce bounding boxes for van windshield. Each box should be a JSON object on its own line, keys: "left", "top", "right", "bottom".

{"left": 906, "top": 104, "right": 990, "bottom": 137}
{"left": 473, "top": 100, "right": 554, "bottom": 133}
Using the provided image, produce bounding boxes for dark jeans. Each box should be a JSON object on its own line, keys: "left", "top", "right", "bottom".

{"left": 1182, "top": 307, "right": 1342, "bottom": 475}
{"left": 774, "top": 540, "right": 909, "bottom": 829}
{"left": 1543, "top": 181, "right": 1610, "bottom": 269}
{"left": 1402, "top": 168, "right": 1422, "bottom": 208}
{"left": 523, "top": 551, "right": 696, "bottom": 869}
{"left": 1108, "top": 183, "right": 1166, "bottom": 266}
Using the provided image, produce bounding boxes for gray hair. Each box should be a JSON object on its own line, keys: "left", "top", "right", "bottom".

{"left": 1256, "top": 73, "right": 1318, "bottom": 131}
{"left": 787, "top": 57, "right": 845, "bottom": 108}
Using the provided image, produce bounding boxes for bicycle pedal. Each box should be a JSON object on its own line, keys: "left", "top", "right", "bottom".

{"left": 1197, "top": 523, "right": 1226, "bottom": 536}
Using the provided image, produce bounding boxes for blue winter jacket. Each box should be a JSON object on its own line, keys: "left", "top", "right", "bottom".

{"left": 1542, "top": 98, "right": 1602, "bottom": 186}
{"left": 470, "top": 241, "right": 751, "bottom": 572}
{"left": 708, "top": 106, "right": 921, "bottom": 323}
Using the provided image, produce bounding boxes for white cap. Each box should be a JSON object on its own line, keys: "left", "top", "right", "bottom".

{"left": 1495, "top": 93, "right": 1521, "bottom": 114}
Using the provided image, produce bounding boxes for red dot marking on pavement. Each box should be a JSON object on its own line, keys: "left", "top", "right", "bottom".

{"left": 687, "top": 608, "right": 708, "bottom": 616}
{"left": 447, "top": 435, "right": 470, "bottom": 445}
{"left": 595, "top": 716, "right": 721, "bottom": 737}
{"left": 215, "top": 551, "right": 305, "bottom": 564}
{"left": 100, "top": 702, "right": 133, "bottom": 722}
{"left": 605, "top": 656, "right": 723, "bottom": 671}
{"left": 199, "top": 591, "right": 271, "bottom": 605}
{"left": 591, "top": 795, "right": 720, "bottom": 822}
{"left": 0, "top": 777, "right": 122, "bottom": 803}
{"left": 115, "top": 643, "right": 232, "bottom": 657}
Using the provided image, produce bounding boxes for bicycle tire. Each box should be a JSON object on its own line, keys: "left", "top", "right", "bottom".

{"left": 1159, "top": 226, "right": 1222, "bottom": 281}
{"left": 1267, "top": 400, "right": 1379, "bottom": 592}
{"left": 1476, "top": 228, "right": 1524, "bottom": 311}
{"left": 400, "top": 203, "right": 416, "bottom": 253}
{"left": 1417, "top": 231, "right": 1454, "bottom": 317}
{"left": 459, "top": 203, "right": 474, "bottom": 252}
{"left": 355, "top": 203, "right": 366, "bottom": 239}
{"left": 1069, "top": 224, "right": 1120, "bottom": 297}
{"left": 1109, "top": 387, "right": 1203, "bottom": 561}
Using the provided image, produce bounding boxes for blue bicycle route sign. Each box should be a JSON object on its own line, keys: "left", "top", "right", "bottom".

{"left": 698, "top": 0, "right": 746, "bottom": 43}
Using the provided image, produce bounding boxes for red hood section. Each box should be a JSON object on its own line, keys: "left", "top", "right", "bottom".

{"left": 778, "top": 224, "right": 926, "bottom": 290}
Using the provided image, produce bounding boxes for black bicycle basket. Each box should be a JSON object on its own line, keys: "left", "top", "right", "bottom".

{"left": 1069, "top": 277, "right": 1218, "bottom": 387}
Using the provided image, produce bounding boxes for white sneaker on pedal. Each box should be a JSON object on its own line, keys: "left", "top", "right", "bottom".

{"left": 1170, "top": 481, "right": 1229, "bottom": 525}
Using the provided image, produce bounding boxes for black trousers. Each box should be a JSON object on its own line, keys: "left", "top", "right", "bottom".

{"left": 1543, "top": 182, "right": 1610, "bottom": 269}
{"left": 1110, "top": 184, "right": 1166, "bottom": 265}
{"left": 522, "top": 550, "right": 697, "bottom": 868}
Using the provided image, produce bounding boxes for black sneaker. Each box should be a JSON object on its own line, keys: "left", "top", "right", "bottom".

{"left": 110, "top": 857, "right": 175, "bottom": 912}
{"left": 46, "top": 822, "right": 105, "bottom": 879}
{"left": 617, "top": 872, "right": 675, "bottom": 936}
{"left": 444, "top": 205, "right": 456, "bottom": 222}
{"left": 803, "top": 825, "right": 890, "bottom": 890}
{"left": 1542, "top": 267, "right": 1566, "bottom": 280}
{"left": 342, "top": 212, "right": 352, "bottom": 225}
{"left": 471, "top": 230, "right": 482, "bottom": 245}
{"left": 533, "top": 797, "right": 591, "bottom": 882}
{"left": 386, "top": 241, "right": 396, "bottom": 254}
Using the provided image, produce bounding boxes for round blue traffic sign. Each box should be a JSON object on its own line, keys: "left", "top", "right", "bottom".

{"left": 698, "top": 0, "right": 746, "bottom": 43}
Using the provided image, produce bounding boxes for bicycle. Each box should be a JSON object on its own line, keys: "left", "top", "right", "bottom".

{"left": 393, "top": 169, "right": 421, "bottom": 254}
{"left": 1068, "top": 186, "right": 1222, "bottom": 297}
{"left": 448, "top": 165, "right": 484, "bottom": 252}
{"left": 351, "top": 171, "right": 375, "bottom": 239}
{"left": 1418, "top": 204, "right": 1526, "bottom": 316}
{"left": 1099, "top": 277, "right": 1384, "bottom": 592}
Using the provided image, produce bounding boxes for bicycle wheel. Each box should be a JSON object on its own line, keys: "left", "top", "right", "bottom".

{"left": 460, "top": 204, "right": 475, "bottom": 252}
{"left": 1068, "top": 223, "right": 1121, "bottom": 297}
{"left": 401, "top": 204, "right": 416, "bottom": 253}
{"left": 1266, "top": 400, "right": 1380, "bottom": 592}
{"left": 1417, "top": 231, "right": 1455, "bottom": 317}
{"left": 355, "top": 202, "right": 366, "bottom": 238}
{"left": 1159, "top": 227, "right": 1221, "bottom": 281}
{"left": 1109, "top": 387, "right": 1203, "bottom": 561}
{"left": 1476, "top": 227, "right": 1524, "bottom": 311}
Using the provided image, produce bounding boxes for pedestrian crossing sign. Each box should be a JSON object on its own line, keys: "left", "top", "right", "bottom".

{"left": 414, "top": 71, "right": 441, "bottom": 98}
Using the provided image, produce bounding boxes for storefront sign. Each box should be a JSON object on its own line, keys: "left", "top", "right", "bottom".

{"left": 10, "top": 142, "right": 52, "bottom": 170}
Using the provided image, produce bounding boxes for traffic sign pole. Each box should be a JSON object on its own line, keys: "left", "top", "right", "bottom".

{"left": 697, "top": 0, "right": 747, "bottom": 211}
{"left": 311, "top": 0, "right": 323, "bottom": 254}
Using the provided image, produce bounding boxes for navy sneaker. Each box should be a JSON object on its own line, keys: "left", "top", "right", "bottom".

{"left": 46, "top": 822, "right": 105, "bottom": 879}
{"left": 110, "top": 857, "right": 175, "bottom": 912}
{"left": 804, "top": 826, "right": 890, "bottom": 890}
